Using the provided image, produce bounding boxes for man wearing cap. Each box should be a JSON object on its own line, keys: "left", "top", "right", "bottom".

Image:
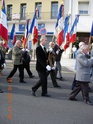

{"left": 7, "top": 40, "right": 26, "bottom": 83}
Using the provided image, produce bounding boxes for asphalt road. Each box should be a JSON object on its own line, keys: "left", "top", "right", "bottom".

{"left": 0, "top": 62, "right": 93, "bottom": 124}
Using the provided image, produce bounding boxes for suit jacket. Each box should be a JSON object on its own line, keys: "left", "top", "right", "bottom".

{"left": 47, "top": 51, "right": 56, "bottom": 68}
{"left": 76, "top": 52, "right": 93, "bottom": 82}
{"left": 36, "top": 45, "right": 47, "bottom": 72}
{"left": 12, "top": 46, "right": 22, "bottom": 65}
{"left": 55, "top": 49, "right": 64, "bottom": 62}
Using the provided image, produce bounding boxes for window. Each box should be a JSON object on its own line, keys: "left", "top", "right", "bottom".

{"left": 19, "top": 24, "right": 25, "bottom": 31}
{"left": 20, "top": 4, "right": 26, "bottom": 20}
{"left": 35, "top": 2, "right": 42, "bottom": 18}
{"left": 7, "top": 5, "right": 12, "bottom": 21}
{"left": 78, "top": 1, "right": 89, "bottom": 15}
{"left": 51, "top": 2, "right": 58, "bottom": 19}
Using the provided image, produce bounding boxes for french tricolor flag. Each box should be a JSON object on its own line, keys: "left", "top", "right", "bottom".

{"left": 63, "top": 15, "right": 70, "bottom": 50}
{"left": 10, "top": 23, "right": 16, "bottom": 46}
{"left": 29, "top": 8, "right": 38, "bottom": 44}
{"left": 69, "top": 15, "right": 79, "bottom": 43}
{"left": 54, "top": 4, "right": 64, "bottom": 46}
{"left": 0, "top": 0, "right": 8, "bottom": 44}
{"left": 64, "top": 15, "right": 70, "bottom": 42}
{"left": 23, "top": 19, "right": 29, "bottom": 48}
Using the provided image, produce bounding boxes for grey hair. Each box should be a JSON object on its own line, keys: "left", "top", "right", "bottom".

{"left": 79, "top": 42, "right": 85, "bottom": 48}
{"left": 15, "top": 40, "right": 21, "bottom": 46}
{"left": 40, "top": 35, "right": 46, "bottom": 42}
{"left": 80, "top": 44, "right": 89, "bottom": 52}
{"left": 49, "top": 41, "right": 54, "bottom": 47}
{"left": 0, "top": 41, "right": 3, "bottom": 43}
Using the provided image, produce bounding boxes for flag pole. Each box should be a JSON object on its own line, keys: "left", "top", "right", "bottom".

{"left": 88, "top": 36, "right": 92, "bottom": 52}
{"left": 88, "top": 22, "right": 93, "bottom": 51}
{"left": 52, "top": 35, "right": 55, "bottom": 43}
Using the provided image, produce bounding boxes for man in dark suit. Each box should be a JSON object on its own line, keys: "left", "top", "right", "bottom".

{"left": 32, "top": 36, "right": 50, "bottom": 97}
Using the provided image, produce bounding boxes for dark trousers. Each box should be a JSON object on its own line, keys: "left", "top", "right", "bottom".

{"left": 47, "top": 70, "right": 58, "bottom": 86}
{"left": 55, "top": 61, "right": 62, "bottom": 78}
{"left": 71, "top": 74, "right": 76, "bottom": 90}
{"left": 23, "top": 63, "right": 32, "bottom": 77}
{"left": 7, "top": 64, "right": 24, "bottom": 81}
{"left": 69, "top": 81, "right": 89, "bottom": 101}
{"left": 32, "top": 71, "right": 47, "bottom": 95}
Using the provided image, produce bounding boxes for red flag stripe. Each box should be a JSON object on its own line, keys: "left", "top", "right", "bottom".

{"left": 0, "top": 24, "right": 8, "bottom": 42}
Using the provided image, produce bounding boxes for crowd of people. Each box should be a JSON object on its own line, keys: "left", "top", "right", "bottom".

{"left": 0, "top": 36, "right": 93, "bottom": 105}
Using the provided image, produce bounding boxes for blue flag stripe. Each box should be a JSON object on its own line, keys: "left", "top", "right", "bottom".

{"left": 29, "top": 11, "right": 36, "bottom": 33}
{"left": 90, "top": 22, "right": 93, "bottom": 36}
{"left": 55, "top": 4, "right": 64, "bottom": 28}
{"left": 10, "top": 23, "right": 15, "bottom": 40}
{"left": 64, "top": 15, "right": 70, "bottom": 39}
{"left": 70, "top": 15, "right": 79, "bottom": 36}
{"left": 2, "top": 0, "right": 6, "bottom": 14}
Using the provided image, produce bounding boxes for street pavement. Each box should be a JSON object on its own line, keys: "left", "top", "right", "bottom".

{"left": 0, "top": 59, "right": 93, "bottom": 124}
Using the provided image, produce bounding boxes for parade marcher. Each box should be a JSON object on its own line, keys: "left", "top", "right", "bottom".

{"left": 71, "top": 42, "right": 85, "bottom": 90}
{"left": 0, "top": 41, "right": 7, "bottom": 93}
{"left": 7, "top": 40, "right": 26, "bottom": 83}
{"left": 69, "top": 45, "right": 93, "bottom": 105}
{"left": 22, "top": 48, "right": 34, "bottom": 78}
{"left": 32, "top": 36, "right": 51, "bottom": 97}
{"left": 0, "top": 41, "right": 6, "bottom": 76}
{"left": 72, "top": 45, "right": 77, "bottom": 59}
{"left": 47, "top": 41, "right": 61, "bottom": 87}
{"left": 54, "top": 43, "right": 64, "bottom": 80}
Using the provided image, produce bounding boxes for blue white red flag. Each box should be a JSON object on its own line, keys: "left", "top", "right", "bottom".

{"left": 54, "top": 4, "right": 64, "bottom": 46}
{"left": 0, "top": 0, "right": 8, "bottom": 44}
{"left": 90, "top": 22, "right": 93, "bottom": 36}
{"left": 69, "top": 14, "right": 79, "bottom": 43}
{"left": 63, "top": 15, "right": 70, "bottom": 50}
{"left": 23, "top": 19, "right": 29, "bottom": 48}
{"left": 29, "top": 8, "right": 38, "bottom": 44}
{"left": 10, "top": 23, "right": 16, "bottom": 45}
{"left": 64, "top": 15, "right": 70, "bottom": 42}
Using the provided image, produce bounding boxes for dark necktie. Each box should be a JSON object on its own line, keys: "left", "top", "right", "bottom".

{"left": 43, "top": 47, "right": 46, "bottom": 52}
{"left": 44, "top": 47, "right": 46, "bottom": 52}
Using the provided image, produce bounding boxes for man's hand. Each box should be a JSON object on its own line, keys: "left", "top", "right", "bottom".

{"left": 46, "top": 65, "right": 51, "bottom": 71}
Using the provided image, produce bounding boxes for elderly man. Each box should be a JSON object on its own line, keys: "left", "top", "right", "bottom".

{"left": 71, "top": 42, "right": 85, "bottom": 90}
{"left": 32, "top": 36, "right": 50, "bottom": 97}
{"left": 7, "top": 40, "right": 26, "bottom": 83}
{"left": 69, "top": 44, "right": 93, "bottom": 105}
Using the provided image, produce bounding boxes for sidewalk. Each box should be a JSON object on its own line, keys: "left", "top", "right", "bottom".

{"left": 61, "top": 58, "right": 75, "bottom": 72}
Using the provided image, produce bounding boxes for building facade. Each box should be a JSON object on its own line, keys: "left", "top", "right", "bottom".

{"left": 63, "top": 0, "right": 93, "bottom": 58}
{"left": 0, "top": 0, "right": 63, "bottom": 51}
{"left": 65, "top": 0, "right": 92, "bottom": 39}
